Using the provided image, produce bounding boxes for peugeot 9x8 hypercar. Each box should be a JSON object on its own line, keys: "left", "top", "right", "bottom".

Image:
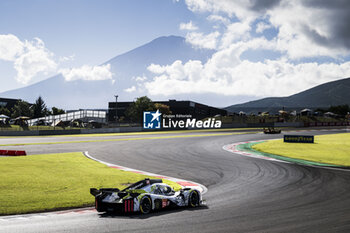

{"left": 90, "top": 178, "right": 203, "bottom": 214}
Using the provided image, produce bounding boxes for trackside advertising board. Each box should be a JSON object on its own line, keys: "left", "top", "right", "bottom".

{"left": 284, "top": 135, "right": 314, "bottom": 143}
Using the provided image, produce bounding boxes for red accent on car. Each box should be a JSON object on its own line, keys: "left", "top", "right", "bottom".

{"left": 124, "top": 200, "right": 133, "bottom": 212}
{"left": 162, "top": 199, "right": 167, "bottom": 208}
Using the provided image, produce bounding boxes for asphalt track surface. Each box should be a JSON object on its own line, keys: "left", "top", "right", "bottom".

{"left": 1, "top": 128, "right": 350, "bottom": 233}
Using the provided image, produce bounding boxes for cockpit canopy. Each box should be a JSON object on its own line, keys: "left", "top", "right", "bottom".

{"left": 144, "top": 183, "right": 175, "bottom": 196}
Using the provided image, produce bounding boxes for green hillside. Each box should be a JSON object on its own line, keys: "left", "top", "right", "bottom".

{"left": 225, "top": 77, "right": 350, "bottom": 113}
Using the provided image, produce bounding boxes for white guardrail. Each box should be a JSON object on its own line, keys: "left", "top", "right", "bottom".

{"left": 27, "top": 110, "right": 107, "bottom": 126}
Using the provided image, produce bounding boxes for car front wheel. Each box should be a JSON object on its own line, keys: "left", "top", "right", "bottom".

{"left": 188, "top": 190, "right": 199, "bottom": 207}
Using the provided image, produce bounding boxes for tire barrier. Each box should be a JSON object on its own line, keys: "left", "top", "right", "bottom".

{"left": 0, "top": 150, "right": 26, "bottom": 156}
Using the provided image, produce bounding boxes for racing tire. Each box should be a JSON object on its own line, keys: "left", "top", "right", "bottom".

{"left": 188, "top": 190, "right": 199, "bottom": 207}
{"left": 140, "top": 196, "right": 152, "bottom": 214}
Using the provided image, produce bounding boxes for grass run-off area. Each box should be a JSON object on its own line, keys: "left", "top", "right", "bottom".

{"left": 253, "top": 133, "right": 350, "bottom": 166}
{"left": 0, "top": 152, "right": 181, "bottom": 215}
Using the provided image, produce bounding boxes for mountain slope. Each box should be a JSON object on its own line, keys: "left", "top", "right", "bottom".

{"left": 225, "top": 77, "right": 350, "bottom": 113}
{"left": 0, "top": 36, "right": 214, "bottom": 109}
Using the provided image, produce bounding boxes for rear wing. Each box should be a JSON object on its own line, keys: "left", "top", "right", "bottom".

{"left": 90, "top": 178, "right": 162, "bottom": 196}
{"left": 90, "top": 188, "right": 120, "bottom": 197}
{"left": 121, "top": 178, "right": 162, "bottom": 191}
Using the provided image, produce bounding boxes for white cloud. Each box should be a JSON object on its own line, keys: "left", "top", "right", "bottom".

{"left": 270, "top": 2, "right": 350, "bottom": 59}
{"left": 256, "top": 22, "right": 272, "bottom": 34}
{"left": 0, "top": 35, "right": 57, "bottom": 84}
{"left": 185, "top": 31, "right": 220, "bottom": 49}
{"left": 207, "top": 15, "right": 230, "bottom": 25}
{"left": 145, "top": 57, "right": 350, "bottom": 97}
{"left": 184, "top": 0, "right": 261, "bottom": 22}
{"left": 147, "top": 64, "right": 166, "bottom": 74}
{"left": 14, "top": 38, "right": 57, "bottom": 84}
{"left": 185, "top": 0, "right": 350, "bottom": 58}
{"left": 220, "top": 21, "right": 251, "bottom": 48}
{"left": 0, "top": 34, "right": 115, "bottom": 85}
{"left": 179, "top": 21, "right": 198, "bottom": 31}
{"left": 60, "top": 64, "right": 113, "bottom": 81}
{"left": 59, "top": 54, "right": 75, "bottom": 62}
{"left": 124, "top": 86, "right": 137, "bottom": 93}
{"left": 141, "top": 1, "right": 350, "bottom": 101}
{"left": 0, "top": 34, "right": 24, "bottom": 61}
{"left": 134, "top": 75, "right": 147, "bottom": 82}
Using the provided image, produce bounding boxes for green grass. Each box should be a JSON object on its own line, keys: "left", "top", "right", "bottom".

{"left": 0, "top": 152, "right": 181, "bottom": 215}
{"left": 253, "top": 133, "right": 350, "bottom": 166}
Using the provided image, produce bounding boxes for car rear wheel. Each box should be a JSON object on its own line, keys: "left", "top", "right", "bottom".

{"left": 188, "top": 190, "right": 199, "bottom": 207}
{"left": 140, "top": 196, "right": 152, "bottom": 214}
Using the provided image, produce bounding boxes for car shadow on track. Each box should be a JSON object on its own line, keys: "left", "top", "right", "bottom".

{"left": 98, "top": 205, "right": 209, "bottom": 219}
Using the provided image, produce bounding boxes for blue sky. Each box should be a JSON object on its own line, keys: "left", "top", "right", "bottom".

{"left": 0, "top": 0, "right": 192, "bottom": 59}
{"left": 0, "top": 0, "right": 195, "bottom": 91}
{"left": 1, "top": 0, "right": 350, "bottom": 105}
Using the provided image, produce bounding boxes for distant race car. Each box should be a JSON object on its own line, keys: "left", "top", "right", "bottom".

{"left": 90, "top": 178, "right": 203, "bottom": 214}
{"left": 263, "top": 127, "right": 281, "bottom": 134}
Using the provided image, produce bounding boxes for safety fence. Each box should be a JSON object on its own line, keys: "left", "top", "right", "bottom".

{"left": 304, "top": 122, "right": 350, "bottom": 127}
{"left": 27, "top": 110, "right": 107, "bottom": 126}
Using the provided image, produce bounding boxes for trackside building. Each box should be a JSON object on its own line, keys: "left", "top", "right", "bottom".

{"left": 108, "top": 100, "right": 227, "bottom": 123}
{"left": 0, "top": 97, "right": 21, "bottom": 110}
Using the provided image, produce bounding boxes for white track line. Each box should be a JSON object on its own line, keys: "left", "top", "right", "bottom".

{"left": 223, "top": 140, "right": 289, "bottom": 164}
{"left": 83, "top": 151, "right": 208, "bottom": 194}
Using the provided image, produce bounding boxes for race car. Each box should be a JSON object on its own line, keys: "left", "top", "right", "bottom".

{"left": 90, "top": 178, "right": 203, "bottom": 214}
{"left": 263, "top": 127, "right": 281, "bottom": 134}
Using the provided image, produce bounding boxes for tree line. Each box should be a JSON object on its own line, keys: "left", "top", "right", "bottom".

{"left": 123, "top": 96, "right": 171, "bottom": 123}
{"left": 0, "top": 96, "right": 65, "bottom": 119}
{"left": 315, "top": 104, "right": 350, "bottom": 117}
